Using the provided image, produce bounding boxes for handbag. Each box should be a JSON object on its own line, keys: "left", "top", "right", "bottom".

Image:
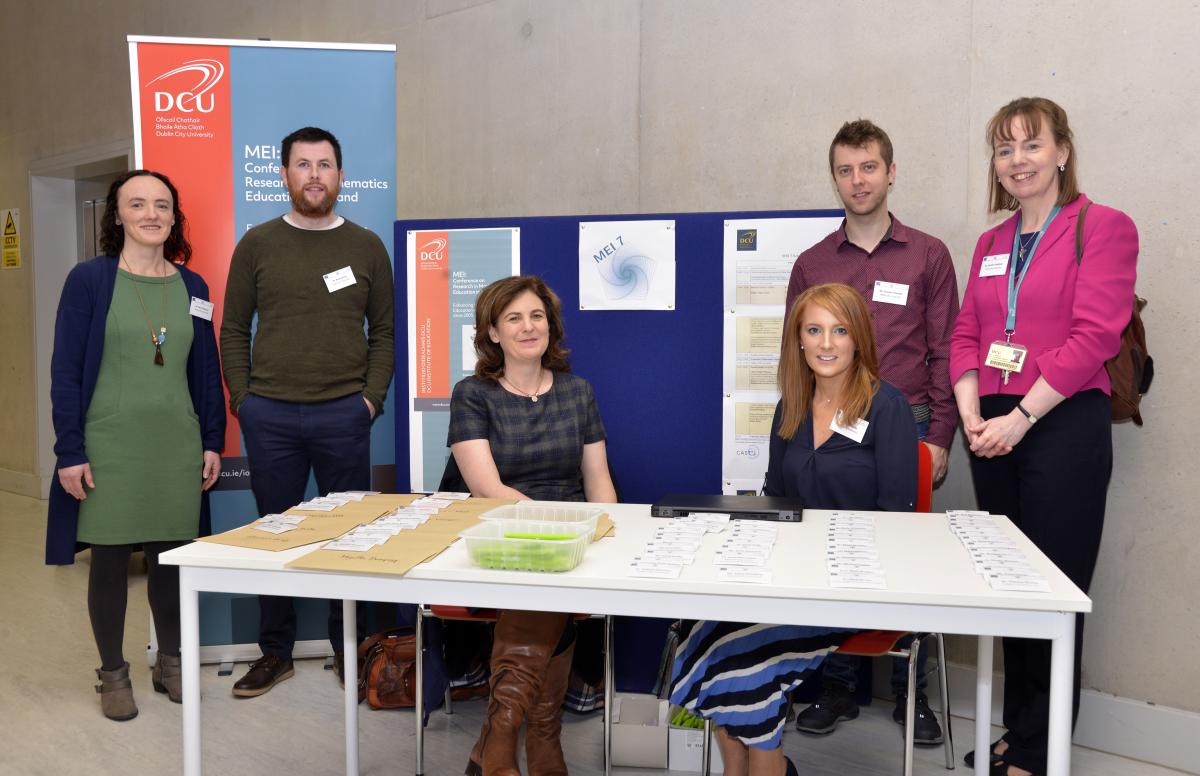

{"left": 357, "top": 628, "right": 419, "bottom": 709}
{"left": 1074, "top": 202, "right": 1153, "bottom": 425}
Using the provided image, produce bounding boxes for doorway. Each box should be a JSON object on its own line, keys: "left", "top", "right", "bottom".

{"left": 29, "top": 143, "right": 131, "bottom": 497}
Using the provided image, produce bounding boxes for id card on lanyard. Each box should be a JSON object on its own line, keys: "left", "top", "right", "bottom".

{"left": 984, "top": 207, "right": 1060, "bottom": 385}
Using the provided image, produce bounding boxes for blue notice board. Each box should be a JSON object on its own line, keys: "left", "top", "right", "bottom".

{"left": 392, "top": 209, "right": 841, "bottom": 503}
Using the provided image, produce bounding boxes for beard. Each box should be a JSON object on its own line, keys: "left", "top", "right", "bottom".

{"left": 289, "top": 181, "right": 340, "bottom": 218}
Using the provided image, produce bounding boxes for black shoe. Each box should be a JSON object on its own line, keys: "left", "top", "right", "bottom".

{"left": 232, "top": 655, "right": 294, "bottom": 698}
{"left": 795, "top": 683, "right": 859, "bottom": 734}
{"left": 964, "top": 739, "right": 1005, "bottom": 768}
{"left": 892, "top": 692, "right": 944, "bottom": 745}
{"left": 333, "top": 653, "right": 345, "bottom": 687}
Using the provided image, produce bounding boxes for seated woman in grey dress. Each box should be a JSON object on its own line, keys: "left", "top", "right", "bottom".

{"left": 670, "top": 283, "right": 916, "bottom": 776}
{"left": 448, "top": 275, "right": 617, "bottom": 776}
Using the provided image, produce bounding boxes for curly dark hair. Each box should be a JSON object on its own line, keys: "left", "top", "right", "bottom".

{"left": 99, "top": 170, "right": 192, "bottom": 264}
{"left": 473, "top": 275, "right": 571, "bottom": 381}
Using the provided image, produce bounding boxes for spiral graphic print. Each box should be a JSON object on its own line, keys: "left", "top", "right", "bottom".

{"left": 579, "top": 220, "right": 675, "bottom": 310}
{"left": 598, "top": 247, "right": 655, "bottom": 300}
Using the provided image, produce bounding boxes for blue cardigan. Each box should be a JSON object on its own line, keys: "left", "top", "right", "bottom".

{"left": 47, "top": 256, "right": 225, "bottom": 565}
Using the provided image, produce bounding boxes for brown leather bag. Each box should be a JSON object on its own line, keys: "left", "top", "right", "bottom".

{"left": 1075, "top": 202, "right": 1153, "bottom": 425}
{"left": 357, "top": 628, "right": 418, "bottom": 709}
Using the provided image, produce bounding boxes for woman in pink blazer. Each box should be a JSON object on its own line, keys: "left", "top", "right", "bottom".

{"left": 950, "top": 97, "right": 1138, "bottom": 776}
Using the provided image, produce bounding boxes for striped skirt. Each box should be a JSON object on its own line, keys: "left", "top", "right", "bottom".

{"left": 669, "top": 621, "right": 853, "bottom": 749}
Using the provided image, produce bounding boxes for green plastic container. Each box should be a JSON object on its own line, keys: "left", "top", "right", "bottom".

{"left": 460, "top": 519, "right": 591, "bottom": 572}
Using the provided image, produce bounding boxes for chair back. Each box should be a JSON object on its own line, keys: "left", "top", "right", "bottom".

{"left": 916, "top": 441, "right": 933, "bottom": 513}
{"left": 438, "top": 453, "right": 469, "bottom": 493}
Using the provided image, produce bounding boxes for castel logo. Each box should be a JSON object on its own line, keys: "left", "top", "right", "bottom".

{"left": 418, "top": 236, "right": 447, "bottom": 262}
{"left": 146, "top": 59, "right": 225, "bottom": 113}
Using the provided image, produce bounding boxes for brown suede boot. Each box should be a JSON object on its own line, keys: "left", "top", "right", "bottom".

{"left": 525, "top": 639, "right": 575, "bottom": 776}
{"left": 466, "top": 610, "right": 567, "bottom": 776}
{"left": 95, "top": 662, "right": 138, "bottom": 721}
{"left": 152, "top": 653, "right": 183, "bottom": 703}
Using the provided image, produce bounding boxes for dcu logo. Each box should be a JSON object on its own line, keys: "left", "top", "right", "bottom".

{"left": 736, "top": 229, "right": 757, "bottom": 251}
{"left": 146, "top": 59, "right": 224, "bottom": 114}
{"left": 418, "top": 237, "right": 447, "bottom": 262}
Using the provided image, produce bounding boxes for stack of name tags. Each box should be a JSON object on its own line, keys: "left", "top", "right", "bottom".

{"left": 946, "top": 510, "right": 1051, "bottom": 593}
{"left": 201, "top": 492, "right": 524, "bottom": 576}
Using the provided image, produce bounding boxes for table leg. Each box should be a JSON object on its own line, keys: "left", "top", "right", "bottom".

{"left": 1046, "top": 618, "right": 1075, "bottom": 776}
{"left": 415, "top": 604, "right": 425, "bottom": 776}
{"left": 181, "top": 576, "right": 202, "bottom": 776}
{"left": 904, "top": 645, "right": 918, "bottom": 775}
{"left": 975, "top": 635, "right": 993, "bottom": 776}
{"left": 344, "top": 599, "right": 359, "bottom": 776}
{"left": 603, "top": 615, "right": 614, "bottom": 776}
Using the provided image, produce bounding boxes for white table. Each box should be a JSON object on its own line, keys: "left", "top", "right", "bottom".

{"left": 162, "top": 505, "right": 1090, "bottom": 776}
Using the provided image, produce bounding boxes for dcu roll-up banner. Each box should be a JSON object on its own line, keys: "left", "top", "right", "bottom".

{"left": 128, "top": 36, "right": 396, "bottom": 657}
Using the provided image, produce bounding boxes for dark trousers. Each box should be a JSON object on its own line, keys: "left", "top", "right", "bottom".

{"left": 239, "top": 393, "right": 373, "bottom": 658}
{"left": 969, "top": 389, "right": 1112, "bottom": 773}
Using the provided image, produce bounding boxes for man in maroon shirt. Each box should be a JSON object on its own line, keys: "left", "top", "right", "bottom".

{"left": 788, "top": 120, "right": 959, "bottom": 745}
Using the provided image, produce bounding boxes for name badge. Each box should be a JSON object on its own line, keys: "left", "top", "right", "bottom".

{"left": 984, "top": 340, "right": 1028, "bottom": 373}
{"left": 323, "top": 266, "right": 357, "bottom": 293}
{"left": 831, "top": 412, "right": 869, "bottom": 443}
{"left": 871, "top": 280, "right": 909, "bottom": 306}
{"left": 979, "top": 254, "right": 1009, "bottom": 277}
{"left": 188, "top": 297, "right": 214, "bottom": 320}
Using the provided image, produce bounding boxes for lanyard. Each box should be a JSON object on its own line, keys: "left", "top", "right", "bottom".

{"left": 1004, "top": 206, "right": 1061, "bottom": 335}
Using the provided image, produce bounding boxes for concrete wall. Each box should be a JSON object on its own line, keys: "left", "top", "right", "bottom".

{"left": 1, "top": 0, "right": 1196, "bottom": 713}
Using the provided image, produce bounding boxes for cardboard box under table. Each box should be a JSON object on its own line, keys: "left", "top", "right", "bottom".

{"left": 611, "top": 693, "right": 669, "bottom": 769}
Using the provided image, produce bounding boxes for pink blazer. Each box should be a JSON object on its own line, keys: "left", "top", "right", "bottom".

{"left": 950, "top": 194, "right": 1138, "bottom": 398}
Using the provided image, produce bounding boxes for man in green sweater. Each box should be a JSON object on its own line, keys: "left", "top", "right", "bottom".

{"left": 220, "top": 126, "right": 394, "bottom": 697}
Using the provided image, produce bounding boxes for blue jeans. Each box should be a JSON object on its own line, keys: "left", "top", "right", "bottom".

{"left": 822, "top": 417, "right": 931, "bottom": 695}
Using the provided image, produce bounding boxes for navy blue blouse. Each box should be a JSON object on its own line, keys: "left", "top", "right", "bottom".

{"left": 763, "top": 381, "right": 917, "bottom": 511}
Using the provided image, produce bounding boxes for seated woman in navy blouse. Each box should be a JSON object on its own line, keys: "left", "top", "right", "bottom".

{"left": 671, "top": 283, "right": 915, "bottom": 776}
{"left": 765, "top": 282, "right": 918, "bottom": 509}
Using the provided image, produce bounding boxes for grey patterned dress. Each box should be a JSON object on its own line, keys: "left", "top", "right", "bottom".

{"left": 447, "top": 372, "right": 606, "bottom": 501}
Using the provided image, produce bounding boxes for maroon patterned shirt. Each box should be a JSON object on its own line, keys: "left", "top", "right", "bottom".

{"left": 785, "top": 215, "right": 960, "bottom": 449}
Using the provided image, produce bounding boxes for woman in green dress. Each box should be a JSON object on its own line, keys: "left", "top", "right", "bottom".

{"left": 48, "top": 170, "right": 225, "bottom": 720}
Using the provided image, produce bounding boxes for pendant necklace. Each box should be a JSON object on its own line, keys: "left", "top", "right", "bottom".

{"left": 121, "top": 253, "right": 169, "bottom": 366}
{"left": 502, "top": 365, "right": 544, "bottom": 402}
{"left": 1018, "top": 233, "right": 1037, "bottom": 257}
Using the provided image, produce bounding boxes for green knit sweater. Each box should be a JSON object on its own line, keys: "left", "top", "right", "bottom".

{"left": 221, "top": 217, "right": 394, "bottom": 413}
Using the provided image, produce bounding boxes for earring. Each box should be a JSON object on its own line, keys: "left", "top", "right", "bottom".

{"left": 800, "top": 345, "right": 805, "bottom": 350}
{"left": 1058, "top": 163, "right": 1065, "bottom": 172}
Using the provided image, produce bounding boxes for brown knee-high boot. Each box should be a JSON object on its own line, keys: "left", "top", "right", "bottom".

{"left": 524, "top": 637, "right": 575, "bottom": 776}
{"left": 466, "top": 610, "right": 568, "bottom": 776}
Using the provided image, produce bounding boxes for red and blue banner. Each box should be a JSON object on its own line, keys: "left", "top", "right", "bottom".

{"left": 129, "top": 35, "right": 396, "bottom": 655}
{"left": 130, "top": 36, "right": 396, "bottom": 482}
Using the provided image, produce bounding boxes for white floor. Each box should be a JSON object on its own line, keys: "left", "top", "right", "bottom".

{"left": 1, "top": 490, "right": 1185, "bottom": 776}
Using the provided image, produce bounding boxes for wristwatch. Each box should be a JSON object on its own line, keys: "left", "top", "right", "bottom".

{"left": 1016, "top": 402, "right": 1038, "bottom": 424}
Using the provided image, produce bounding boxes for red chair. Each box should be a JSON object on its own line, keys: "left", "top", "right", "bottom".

{"left": 827, "top": 441, "right": 953, "bottom": 775}
{"left": 916, "top": 435, "right": 934, "bottom": 513}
